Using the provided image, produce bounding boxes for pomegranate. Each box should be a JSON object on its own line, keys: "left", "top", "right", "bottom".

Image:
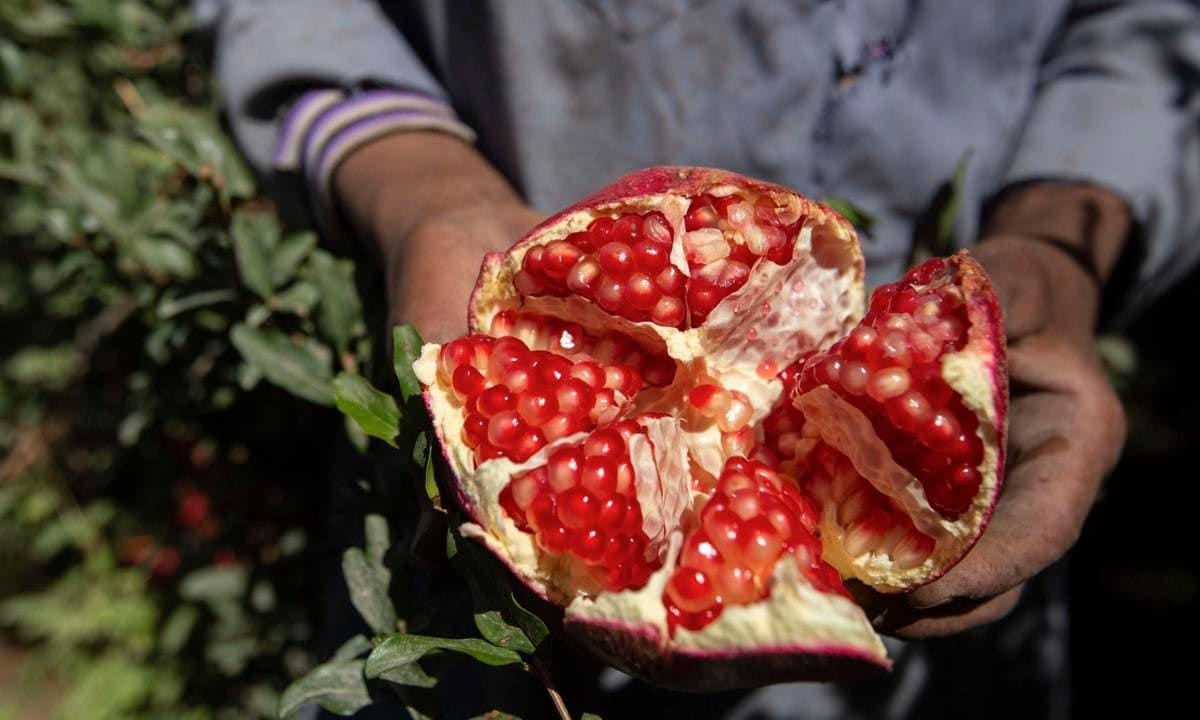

{"left": 412, "top": 167, "right": 1006, "bottom": 688}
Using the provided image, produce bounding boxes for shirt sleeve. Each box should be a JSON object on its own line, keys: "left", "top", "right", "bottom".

{"left": 1002, "top": 0, "right": 1200, "bottom": 317}
{"left": 202, "top": 0, "right": 474, "bottom": 245}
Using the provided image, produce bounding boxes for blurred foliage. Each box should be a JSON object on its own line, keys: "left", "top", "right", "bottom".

{"left": 0, "top": 2, "right": 556, "bottom": 718}
{"left": 0, "top": 0, "right": 372, "bottom": 717}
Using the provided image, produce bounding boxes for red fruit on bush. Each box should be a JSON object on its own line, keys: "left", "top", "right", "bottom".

{"left": 414, "top": 167, "right": 1007, "bottom": 688}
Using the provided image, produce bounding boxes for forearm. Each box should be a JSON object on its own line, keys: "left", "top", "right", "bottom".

{"left": 333, "top": 131, "right": 527, "bottom": 262}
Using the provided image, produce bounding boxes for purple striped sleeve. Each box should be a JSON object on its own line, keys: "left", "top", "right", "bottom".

{"left": 271, "top": 89, "right": 346, "bottom": 171}
{"left": 289, "top": 89, "right": 476, "bottom": 249}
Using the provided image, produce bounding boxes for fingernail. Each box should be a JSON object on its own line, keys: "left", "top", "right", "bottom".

{"left": 907, "top": 596, "right": 954, "bottom": 610}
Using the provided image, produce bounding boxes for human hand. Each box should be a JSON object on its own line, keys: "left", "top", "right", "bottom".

{"left": 865, "top": 183, "right": 1130, "bottom": 637}
{"left": 334, "top": 132, "right": 543, "bottom": 342}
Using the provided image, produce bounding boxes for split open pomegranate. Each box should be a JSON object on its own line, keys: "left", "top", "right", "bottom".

{"left": 413, "top": 167, "right": 1007, "bottom": 688}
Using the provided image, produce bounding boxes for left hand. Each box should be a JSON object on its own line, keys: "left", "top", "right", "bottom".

{"left": 865, "top": 184, "right": 1130, "bottom": 637}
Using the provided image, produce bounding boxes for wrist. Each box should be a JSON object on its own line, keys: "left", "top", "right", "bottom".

{"left": 981, "top": 180, "right": 1132, "bottom": 286}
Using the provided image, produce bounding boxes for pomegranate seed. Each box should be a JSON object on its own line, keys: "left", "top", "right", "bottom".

{"left": 598, "top": 242, "right": 636, "bottom": 278}
{"left": 894, "top": 531, "right": 935, "bottom": 569}
{"left": 625, "top": 273, "right": 660, "bottom": 310}
{"left": 839, "top": 361, "right": 869, "bottom": 394}
{"left": 462, "top": 414, "right": 487, "bottom": 447}
{"left": 689, "top": 384, "right": 732, "bottom": 416}
{"left": 635, "top": 241, "right": 669, "bottom": 272}
{"left": 488, "top": 411, "right": 526, "bottom": 448}
{"left": 476, "top": 385, "right": 516, "bottom": 416}
{"left": 542, "top": 241, "right": 583, "bottom": 280}
{"left": 512, "top": 429, "right": 546, "bottom": 462}
{"left": 558, "top": 487, "right": 599, "bottom": 528}
{"left": 651, "top": 296, "right": 686, "bottom": 327}
{"left": 587, "top": 217, "right": 615, "bottom": 244}
{"left": 595, "top": 275, "right": 626, "bottom": 312}
{"left": 866, "top": 367, "right": 912, "bottom": 402}
{"left": 451, "top": 365, "right": 486, "bottom": 400}
{"left": 717, "top": 392, "right": 753, "bottom": 433}
{"left": 556, "top": 379, "right": 594, "bottom": 415}
{"left": 921, "top": 410, "right": 962, "bottom": 452}
{"left": 566, "top": 257, "right": 603, "bottom": 296}
{"left": 655, "top": 265, "right": 686, "bottom": 295}
{"left": 642, "top": 211, "right": 673, "bottom": 245}
{"left": 666, "top": 568, "right": 715, "bottom": 613}
{"left": 610, "top": 215, "right": 642, "bottom": 245}
{"left": 581, "top": 456, "right": 619, "bottom": 495}
{"left": 513, "top": 270, "right": 545, "bottom": 295}
{"left": 565, "top": 230, "right": 595, "bottom": 252}
{"left": 517, "top": 390, "right": 557, "bottom": 426}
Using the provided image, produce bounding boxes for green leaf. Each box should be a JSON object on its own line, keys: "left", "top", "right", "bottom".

{"left": 581, "top": 714, "right": 604, "bottom": 720}
{"left": 278, "top": 660, "right": 371, "bottom": 719}
{"left": 231, "top": 211, "right": 279, "bottom": 298}
{"left": 342, "top": 548, "right": 396, "bottom": 635}
{"left": 332, "top": 634, "right": 374, "bottom": 662}
{"left": 392, "top": 324, "right": 425, "bottom": 404}
{"left": 473, "top": 610, "right": 536, "bottom": 654}
{"left": 271, "top": 281, "right": 320, "bottom": 316}
{"left": 425, "top": 450, "right": 439, "bottom": 503}
{"left": 506, "top": 593, "right": 550, "bottom": 650}
{"left": 365, "top": 635, "right": 522, "bottom": 679}
{"left": 454, "top": 532, "right": 547, "bottom": 653}
{"left": 412, "top": 431, "right": 430, "bottom": 467}
{"left": 136, "top": 102, "right": 255, "bottom": 201}
{"left": 159, "top": 604, "right": 199, "bottom": 655}
{"left": 179, "top": 565, "right": 248, "bottom": 603}
{"left": 156, "top": 288, "right": 236, "bottom": 319}
{"left": 821, "top": 197, "right": 875, "bottom": 233}
{"left": 344, "top": 414, "right": 369, "bottom": 454}
{"left": 379, "top": 662, "right": 437, "bottom": 689}
{"left": 271, "top": 232, "right": 317, "bottom": 287}
{"left": 333, "top": 373, "right": 401, "bottom": 447}
{"left": 304, "top": 249, "right": 363, "bottom": 353}
{"left": 935, "top": 150, "right": 973, "bottom": 254}
{"left": 364, "top": 514, "right": 390, "bottom": 567}
{"left": 230, "top": 324, "right": 334, "bottom": 405}
{"left": 470, "top": 713, "right": 523, "bottom": 720}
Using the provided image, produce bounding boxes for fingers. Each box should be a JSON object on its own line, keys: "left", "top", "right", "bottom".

{"left": 907, "top": 336, "right": 1125, "bottom": 609}
{"left": 878, "top": 585, "right": 1025, "bottom": 638}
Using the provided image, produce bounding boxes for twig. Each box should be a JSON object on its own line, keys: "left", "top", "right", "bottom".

{"left": 113, "top": 77, "right": 146, "bottom": 115}
{"left": 531, "top": 657, "right": 571, "bottom": 720}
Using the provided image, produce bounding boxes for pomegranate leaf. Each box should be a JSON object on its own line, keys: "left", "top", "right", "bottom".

{"left": 365, "top": 634, "right": 522, "bottom": 678}
{"left": 332, "top": 634, "right": 373, "bottom": 662}
{"left": 392, "top": 324, "right": 425, "bottom": 404}
{"left": 342, "top": 547, "right": 397, "bottom": 636}
{"left": 277, "top": 659, "right": 371, "bottom": 718}
{"left": 230, "top": 324, "right": 334, "bottom": 406}
{"left": 303, "top": 249, "right": 364, "bottom": 354}
{"left": 474, "top": 610, "right": 536, "bottom": 654}
{"left": 231, "top": 210, "right": 278, "bottom": 299}
{"left": 822, "top": 197, "right": 875, "bottom": 233}
{"left": 334, "top": 372, "right": 401, "bottom": 447}
{"left": 451, "top": 528, "right": 547, "bottom": 654}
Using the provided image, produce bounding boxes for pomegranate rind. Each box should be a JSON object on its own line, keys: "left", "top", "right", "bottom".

{"left": 563, "top": 535, "right": 888, "bottom": 689}
{"left": 467, "top": 167, "right": 865, "bottom": 381}
{"left": 794, "top": 252, "right": 1006, "bottom": 591}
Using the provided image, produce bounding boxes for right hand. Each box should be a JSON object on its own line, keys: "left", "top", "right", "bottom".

{"left": 334, "top": 132, "right": 543, "bottom": 342}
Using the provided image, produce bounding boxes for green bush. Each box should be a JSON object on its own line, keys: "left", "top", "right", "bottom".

{"left": 0, "top": 1, "right": 374, "bottom": 717}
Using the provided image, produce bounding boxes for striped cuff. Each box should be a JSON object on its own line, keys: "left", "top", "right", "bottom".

{"left": 274, "top": 88, "right": 476, "bottom": 249}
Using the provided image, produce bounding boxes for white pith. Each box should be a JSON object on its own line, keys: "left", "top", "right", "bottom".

{"left": 416, "top": 183, "right": 1001, "bottom": 671}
